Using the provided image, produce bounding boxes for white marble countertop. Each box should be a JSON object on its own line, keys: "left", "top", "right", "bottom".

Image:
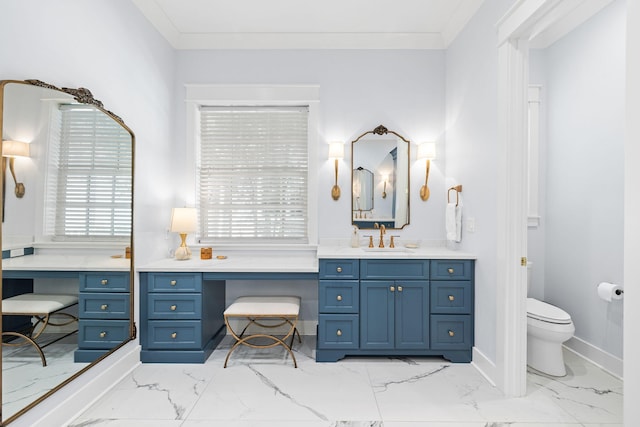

{"left": 317, "top": 243, "right": 476, "bottom": 260}
{"left": 1, "top": 254, "right": 131, "bottom": 271}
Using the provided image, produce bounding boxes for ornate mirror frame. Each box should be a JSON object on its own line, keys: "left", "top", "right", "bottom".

{"left": 0, "top": 79, "right": 135, "bottom": 425}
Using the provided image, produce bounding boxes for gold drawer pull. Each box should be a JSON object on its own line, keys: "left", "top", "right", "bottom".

{"left": 447, "top": 268, "right": 454, "bottom": 274}
{"left": 101, "top": 279, "right": 108, "bottom": 285}
{"left": 170, "top": 332, "right": 177, "bottom": 339}
{"left": 99, "top": 331, "right": 107, "bottom": 338}
{"left": 101, "top": 304, "right": 108, "bottom": 310}
{"left": 448, "top": 330, "right": 455, "bottom": 337}
{"left": 336, "top": 329, "right": 342, "bottom": 336}
{"left": 170, "top": 280, "right": 177, "bottom": 286}
{"left": 398, "top": 286, "right": 403, "bottom": 292}
{"left": 336, "top": 295, "right": 343, "bottom": 301}
{"left": 170, "top": 304, "right": 177, "bottom": 311}
{"left": 336, "top": 267, "right": 343, "bottom": 273}
{"left": 390, "top": 286, "right": 395, "bottom": 292}
{"left": 448, "top": 295, "right": 455, "bottom": 301}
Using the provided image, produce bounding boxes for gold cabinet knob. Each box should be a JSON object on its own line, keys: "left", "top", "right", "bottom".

{"left": 99, "top": 331, "right": 107, "bottom": 338}
{"left": 336, "top": 295, "right": 342, "bottom": 301}
{"left": 447, "top": 268, "right": 454, "bottom": 274}
{"left": 100, "top": 304, "right": 108, "bottom": 310}
{"left": 170, "top": 332, "right": 177, "bottom": 339}
{"left": 336, "top": 329, "right": 342, "bottom": 336}
{"left": 170, "top": 304, "right": 177, "bottom": 311}
{"left": 170, "top": 280, "right": 177, "bottom": 286}
{"left": 398, "top": 286, "right": 403, "bottom": 292}
{"left": 101, "top": 279, "right": 108, "bottom": 285}
{"left": 336, "top": 267, "right": 343, "bottom": 273}
{"left": 448, "top": 295, "right": 455, "bottom": 301}
{"left": 390, "top": 286, "right": 395, "bottom": 292}
{"left": 448, "top": 330, "right": 455, "bottom": 337}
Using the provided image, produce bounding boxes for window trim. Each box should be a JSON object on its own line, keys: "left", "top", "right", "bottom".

{"left": 185, "top": 84, "right": 319, "bottom": 248}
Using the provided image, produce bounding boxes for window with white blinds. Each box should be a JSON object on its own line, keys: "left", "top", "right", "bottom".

{"left": 198, "top": 106, "right": 309, "bottom": 243}
{"left": 45, "top": 104, "right": 132, "bottom": 240}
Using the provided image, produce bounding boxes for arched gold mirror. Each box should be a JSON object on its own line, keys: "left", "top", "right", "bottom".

{"left": 0, "top": 79, "right": 135, "bottom": 424}
{"left": 351, "top": 125, "right": 410, "bottom": 229}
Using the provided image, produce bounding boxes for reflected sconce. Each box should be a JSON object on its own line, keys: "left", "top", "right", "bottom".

{"left": 381, "top": 174, "right": 388, "bottom": 199}
{"left": 417, "top": 142, "right": 436, "bottom": 201}
{"left": 170, "top": 207, "right": 198, "bottom": 260}
{"left": 329, "top": 141, "right": 344, "bottom": 200}
{"left": 2, "top": 140, "right": 30, "bottom": 199}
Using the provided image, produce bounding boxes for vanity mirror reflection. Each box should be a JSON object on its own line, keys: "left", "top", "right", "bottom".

{"left": 0, "top": 79, "right": 135, "bottom": 425}
{"left": 351, "top": 125, "right": 410, "bottom": 229}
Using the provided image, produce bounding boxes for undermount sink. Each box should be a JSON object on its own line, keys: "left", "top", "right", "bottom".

{"left": 361, "top": 247, "right": 414, "bottom": 253}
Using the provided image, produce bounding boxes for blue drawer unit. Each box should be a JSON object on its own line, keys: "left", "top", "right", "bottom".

{"left": 140, "top": 272, "right": 226, "bottom": 363}
{"left": 317, "top": 258, "right": 474, "bottom": 363}
{"left": 75, "top": 271, "right": 131, "bottom": 362}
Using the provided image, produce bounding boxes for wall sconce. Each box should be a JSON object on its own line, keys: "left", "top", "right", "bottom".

{"left": 328, "top": 141, "right": 344, "bottom": 201}
{"left": 170, "top": 207, "right": 198, "bottom": 260}
{"left": 2, "top": 140, "right": 30, "bottom": 199}
{"left": 381, "top": 174, "right": 388, "bottom": 199}
{"left": 417, "top": 142, "right": 436, "bottom": 201}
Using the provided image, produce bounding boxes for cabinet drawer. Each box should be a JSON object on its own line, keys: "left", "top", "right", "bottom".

{"left": 430, "top": 315, "right": 472, "bottom": 350}
{"left": 79, "top": 294, "right": 131, "bottom": 319}
{"left": 146, "top": 320, "right": 202, "bottom": 349}
{"left": 317, "top": 314, "right": 359, "bottom": 349}
{"left": 80, "top": 272, "right": 130, "bottom": 292}
{"left": 147, "top": 273, "right": 202, "bottom": 292}
{"left": 319, "top": 280, "right": 359, "bottom": 313}
{"left": 430, "top": 260, "right": 473, "bottom": 280}
{"left": 148, "top": 294, "right": 202, "bottom": 319}
{"left": 319, "top": 259, "right": 359, "bottom": 279}
{"left": 78, "top": 319, "right": 130, "bottom": 349}
{"left": 361, "top": 259, "right": 429, "bottom": 280}
{"left": 430, "top": 281, "right": 472, "bottom": 314}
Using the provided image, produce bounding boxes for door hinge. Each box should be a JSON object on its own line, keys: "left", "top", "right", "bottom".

{"left": 521, "top": 257, "right": 527, "bottom": 266}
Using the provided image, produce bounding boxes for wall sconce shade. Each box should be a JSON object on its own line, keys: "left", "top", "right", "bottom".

{"left": 170, "top": 207, "right": 197, "bottom": 260}
{"left": 2, "top": 140, "right": 31, "bottom": 158}
{"left": 417, "top": 142, "right": 436, "bottom": 202}
{"left": 329, "top": 141, "right": 344, "bottom": 200}
{"left": 2, "top": 140, "right": 30, "bottom": 207}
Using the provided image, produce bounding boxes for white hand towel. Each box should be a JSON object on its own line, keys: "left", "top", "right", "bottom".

{"left": 446, "top": 202, "right": 462, "bottom": 242}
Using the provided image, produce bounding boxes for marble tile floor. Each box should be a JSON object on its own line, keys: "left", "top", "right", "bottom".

{"left": 69, "top": 336, "right": 623, "bottom": 427}
{"left": 3, "top": 333, "right": 88, "bottom": 419}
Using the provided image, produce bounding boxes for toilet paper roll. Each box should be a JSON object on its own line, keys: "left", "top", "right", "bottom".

{"left": 597, "top": 282, "right": 624, "bottom": 302}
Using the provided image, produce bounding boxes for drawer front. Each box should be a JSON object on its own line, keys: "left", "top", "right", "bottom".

{"left": 317, "top": 314, "right": 359, "bottom": 349}
{"left": 146, "top": 320, "right": 202, "bottom": 349}
{"left": 80, "top": 272, "right": 130, "bottom": 292}
{"left": 430, "top": 281, "right": 472, "bottom": 314}
{"left": 319, "top": 259, "right": 359, "bottom": 280}
{"left": 147, "top": 273, "right": 202, "bottom": 292}
{"left": 430, "top": 315, "right": 472, "bottom": 350}
{"left": 430, "top": 260, "right": 473, "bottom": 280}
{"left": 319, "top": 280, "right": 359, "bottom": 313}
{"left": 148, "top": 294, "right": 202, "bottom": 319}
{"left": 361, "top": 259, "right": 429, "bottom": 280}
{"left": 78, "top": 319, "right": 129, "bottom": 348}
{"left": 79, "top": 294, "right": 131, "bottom": 319}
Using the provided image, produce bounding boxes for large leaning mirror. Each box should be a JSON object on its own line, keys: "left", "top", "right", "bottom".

{"left": 351, "top": 125, "right": 410, "bottom": 229}
{"left": 0, "top": 79, "right": 135, "bottom": 425}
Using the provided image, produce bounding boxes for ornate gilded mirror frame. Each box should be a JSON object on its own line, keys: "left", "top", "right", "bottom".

{"left": 0, "top": 79, "right": 136, "bottom": 425}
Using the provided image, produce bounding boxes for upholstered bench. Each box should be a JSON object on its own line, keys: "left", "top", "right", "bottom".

{"left": 223, "top": 296, "right": 301, "bottom": 368}
{"left": 2, "top": 293, "right": 79, "bottom": 366}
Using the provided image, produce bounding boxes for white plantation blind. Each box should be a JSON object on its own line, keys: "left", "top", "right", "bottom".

{"left": 198, "top": 106, "right": 309, "bottom": 243}
{"left": 46, "top": 104, "right": 132, "bottom": 240}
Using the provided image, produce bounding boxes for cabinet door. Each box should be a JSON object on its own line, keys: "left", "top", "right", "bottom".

{"left": 360, "top": 280, "right": 394, "bottom": 349}
{"left": 395, "top": 281, "right": 429, "bottom": 349}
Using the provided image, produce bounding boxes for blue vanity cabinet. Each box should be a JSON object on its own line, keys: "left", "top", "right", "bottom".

{"left": 75, "top": 272, "right": 131, "bottom": 362}
{"left": 140, "top": 272, "right": 226, "bottom": 363}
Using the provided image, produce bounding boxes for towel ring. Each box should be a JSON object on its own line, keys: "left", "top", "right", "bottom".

{"left": 447, "top": 185, "right": 462, "bottom": 206}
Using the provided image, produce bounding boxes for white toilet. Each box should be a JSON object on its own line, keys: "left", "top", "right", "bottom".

{"left": 526, "top": 263, "right": 575, "bottom": 376}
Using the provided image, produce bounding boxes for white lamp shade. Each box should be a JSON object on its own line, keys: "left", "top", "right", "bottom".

{"left": 170, "top": 207, "right": 198, "bottom": 233}
{"left": 328, "top": 142, "right": 344, "bottom": 159}
{"left": 2, "top": 140, "right": 30, "bottom": 158}
{"left": 417, "top": 142, "right": 436, "bottom": 160}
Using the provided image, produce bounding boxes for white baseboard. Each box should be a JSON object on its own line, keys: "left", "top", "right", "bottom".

{"left": 10, "top": 343, "right": 141, "bottom": 427}
{"left": 564, "top": 336, "right": 623, "bottom": 379}
{"left": 471, "top": 346, "right": 497, "bottom": 387}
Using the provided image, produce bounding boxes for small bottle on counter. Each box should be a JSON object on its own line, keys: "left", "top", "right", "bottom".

{"left": 351, "top": 226, "right": 360, "bottom": 248}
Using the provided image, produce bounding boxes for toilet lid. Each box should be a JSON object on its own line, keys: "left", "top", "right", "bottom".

{"left": 526, "top": 298, "right": 572, "bottom": 324}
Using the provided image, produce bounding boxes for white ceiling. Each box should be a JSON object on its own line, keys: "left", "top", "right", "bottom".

{"left": 131, "top": 0, "right": 485, "bottom": 49}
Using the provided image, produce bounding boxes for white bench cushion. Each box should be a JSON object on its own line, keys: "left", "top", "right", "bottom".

{"left": 2, "top": 294, "right": 78, "bottom": 315}
{"left": 224, "top": 296, "right": 300, "bottom": 317}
